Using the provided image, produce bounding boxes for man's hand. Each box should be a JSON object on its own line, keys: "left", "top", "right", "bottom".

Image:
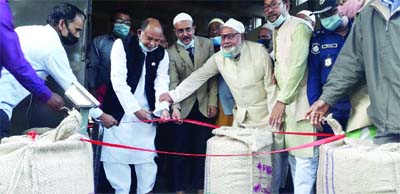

{"left": 99, "top": 113, "right": 118, "bottom": 128}
{"left": 46, "top": 92, "right": 65, "bottom": 110}
{"left": 305, "top": 99, "right": 330, "bottom": 127}
{"left": 271, "top": 73, "right": 277, "bottom": 85}
{"left": 207, "top": 105, "right": 217, "bottom": 118}
{"left": 172, "top": 107, "right": 183, "bottom": 124}
{"left": 159, "top": 109, "right": 170, "bottom": 123}
{"left": 159, "top": 92, "right": 174, "bottom": 104}
{"left": 269, "top": 101, "right": 286, "bottom": 130}
{"left": 134, "top": 109, "right": 152, "bottom": 121}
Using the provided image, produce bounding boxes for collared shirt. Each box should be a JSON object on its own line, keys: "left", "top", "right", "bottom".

{"left": 110, "top": 39, "right": 170, "bottom": 117}
{"left": 381, "top": 0, "right": 400, "bottom": 13}
{"left": 87, "top": 34, "right": 116, "bottom": 89}
{"left": 0, "top": 1, "right": 51, "bottom": 102}
{"left": 0, "top": 24, "right": 103, "bottom": 119}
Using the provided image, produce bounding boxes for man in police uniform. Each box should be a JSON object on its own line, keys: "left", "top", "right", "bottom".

{"left": 307, "top": 0, "right": 353, "bottom": 134}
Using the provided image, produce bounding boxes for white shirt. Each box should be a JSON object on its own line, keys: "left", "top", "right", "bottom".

{"left": 110, "top": 39, "right": 170, "bottom": 118}
{"left": 0, "top": 24, "right": 103, "bottom": 118}
{"left": 100, "top": 39, "right": 170, "bottom": 164}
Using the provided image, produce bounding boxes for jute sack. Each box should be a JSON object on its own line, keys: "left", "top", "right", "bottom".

{"left": 205, "top": 127, "right": 274, "bottom": 194}
{"left": 317, "top": 117, "right": 400, "bottom": 194}
{"left": 0, "top": 110, "right": 94, "bottom": 194}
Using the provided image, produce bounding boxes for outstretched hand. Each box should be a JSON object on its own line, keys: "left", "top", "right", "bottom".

{"left": 305, "top": 99, "right": 330, "bottom": 128}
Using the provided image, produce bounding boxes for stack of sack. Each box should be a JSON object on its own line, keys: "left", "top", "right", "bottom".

{"left": 205, "top": 126, "right": 274, "bottom": 194}
{"left": 0, "top": 110, "right": 94, "bottom": 194}
{"left": 318, "top": 117, "right": 400, "bottom": 194}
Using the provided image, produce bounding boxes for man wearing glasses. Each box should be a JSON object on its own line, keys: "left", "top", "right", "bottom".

{"left": 167, "top": 12, "right": 217, "bottom": 194}
{"left": 87, "top": 10, "right": 132, "bottom": 104}
{"left": 160, "top": 18, "right": 275, "bottom": 192}
{"left": 264, "top": 0, "right": 315, "bottom": 193}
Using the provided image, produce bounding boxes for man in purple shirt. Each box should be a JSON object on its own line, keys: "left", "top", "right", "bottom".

{"left": 0, "top": 0, "right": 64, "bottom": 138}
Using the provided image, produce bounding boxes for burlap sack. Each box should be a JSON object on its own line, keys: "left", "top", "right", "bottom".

{"left": 205, "top": 127, "right": 274, "bottom": 194}
{"left": 0, "top": 110, "right": 94, "bottom": 194}
{"left": 318, "top": 117, "right": 400, "bottom": 194}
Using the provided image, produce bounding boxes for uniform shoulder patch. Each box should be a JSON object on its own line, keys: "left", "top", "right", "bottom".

{"left": 311, "top": 43, "right": 320, "bottom": 54}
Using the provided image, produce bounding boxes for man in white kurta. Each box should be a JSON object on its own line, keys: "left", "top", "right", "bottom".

{"left": 161, "top": 18, "right": 275, "bottom": 128}
{"left": 101, "top": 18, "right": 170, "bottom": 194}
{"left": 0, "top": 3, "right": 117, "bottom": 129}
{"left": 160, "top": 18, "right": 282, "bottom": 192}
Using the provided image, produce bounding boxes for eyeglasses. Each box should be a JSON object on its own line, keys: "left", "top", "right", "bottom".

{"left": 221, "top": 33, "right": 240, "bottom": 40}
{"left": 264, "top": 1, "right": 282, "bottom": 11}
{"left": 114, "top": 18, "right": 131, "bottom": 26}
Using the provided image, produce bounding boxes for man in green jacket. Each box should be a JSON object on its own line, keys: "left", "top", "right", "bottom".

{"left": 306, "top": 0, "right": 400, "bottom": 145}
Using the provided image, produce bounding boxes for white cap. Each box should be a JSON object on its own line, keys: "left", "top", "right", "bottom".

{"left": 297, "top": 10, "right": 316, "bottom": 23}
{"left": 208, "top": 18, "right": 224, "bottom": 26}
{"left": 260, "top": 23, "right": 274, "bottom": 31}
{"left": 173, "top": 12, "right": 193, "bottom": 25}
{"left": 222, "top": 18, "right": 245, "bottom": 34}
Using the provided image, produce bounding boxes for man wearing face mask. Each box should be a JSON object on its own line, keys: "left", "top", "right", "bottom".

{"left": 167, "top": 12, "right": 217, "bottom": 194}
{"left": 0, "top": 2, "right": 118, "bottom": 138}
{"left": 257, "top": 23, "right": 274, "bottom": 53}
{"left": 160, "top": 18, "right": 276, "bottom": 193}
{"left": 307, "top": 0, "right": 352, "bottom": 135}
{"left": 0, "top": 0, "right": 65, "bottom": 138}
{"left": 87, "top": 10, "right": 131, "bottom": 104}
{"left": 208, "top": 18, "right": 235, "bottom": 127}
{"left": 101, "top": 18, "right": 170, "bottom": 194}
{"left": 307, "top": 0, "right": 400, "bottom": 145}
{"left": 264, "top": 0, "right": 316, "bottom": 193}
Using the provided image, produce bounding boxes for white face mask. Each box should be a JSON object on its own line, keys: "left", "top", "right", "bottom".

{"left": 139, "top": 41, "right": 158, "bottom": 53}
{"left": 177, "top": 39, "right": 194, "bottom": 49}
{"left": 267, "top": 14, "right": 286, "bottom": 28}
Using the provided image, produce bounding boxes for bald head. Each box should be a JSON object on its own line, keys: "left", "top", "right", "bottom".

{"left": 138, "top": 18, "right": 163, "bottom": 51}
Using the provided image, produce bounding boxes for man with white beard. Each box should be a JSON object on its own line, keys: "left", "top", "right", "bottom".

{"left": 160, "top": 18, "right": 279, "bottom": 191}
{"left": 160, "top": 18, "right": 275, "bottom": 129}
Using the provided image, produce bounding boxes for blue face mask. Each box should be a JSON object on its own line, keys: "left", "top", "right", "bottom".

{"left": 221, "top": 50, "right": 234, "bottom": 59}
{"left": 267, "top": 14, "right": 286, "bottom": 28}
{"left": 113, "top": 23, "right": 130, "bottom": 37}
{"left": 320, "top": 14, "right": 342, "bottom": 31}
{"left": 177, "top": 39, "right": 194, "bottom": 49}
{"left": 210, "top": 36, "right": 222, "bottom": 46}
{"left": 139, "top": 41, "right": 158, "bottom": 53}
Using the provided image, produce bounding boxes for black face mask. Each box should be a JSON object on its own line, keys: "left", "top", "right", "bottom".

{"left": 257, "top": 39, "right": 271, "bottom": 48}
{"left": 61, "top": 20, "right": 79, "bottom": 45}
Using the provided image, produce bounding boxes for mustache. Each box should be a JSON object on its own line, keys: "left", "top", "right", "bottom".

{"left": 182, "top": 36, "right": 191, "bottom": 41}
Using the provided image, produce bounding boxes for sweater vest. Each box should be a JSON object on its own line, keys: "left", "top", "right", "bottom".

{"left": 102, "top": 36, "right": 165, "bottom": 122}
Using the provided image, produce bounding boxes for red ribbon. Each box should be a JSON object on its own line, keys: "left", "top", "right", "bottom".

{"left": 81, "top": 118, "right": 343, "bottom": 157}
{"left": 140, "top": 118, "right": 335, "bottom": 137}
{"left": 81, "top": 134, "right": 344, "bottom": 157}
{"left": 27, "top": 130, "right": 37, "bottom": 141}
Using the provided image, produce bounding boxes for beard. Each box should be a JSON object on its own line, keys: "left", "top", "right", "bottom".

{"left": 221, "top": 41, "right": 243, "bottom": 58}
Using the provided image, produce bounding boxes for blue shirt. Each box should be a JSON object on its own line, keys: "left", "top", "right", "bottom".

{"left": 307, "top": 23, "right": 353, "bottom": 132}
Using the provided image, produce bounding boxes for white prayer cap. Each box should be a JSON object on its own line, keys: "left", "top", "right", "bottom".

{"left": 297, "top": 10, "right": 316, "bottom": 23}
{"left": 260, "top": 23, "right": 274, "bottom": 31}
{"left": 222, "top": 18, "right": 245, "bottom": 34}
{"left": 208, "top": 18, "right": 224, "bottom": 26}
{"left": 173, "top": 12, "right": 193, "bottom": 25}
